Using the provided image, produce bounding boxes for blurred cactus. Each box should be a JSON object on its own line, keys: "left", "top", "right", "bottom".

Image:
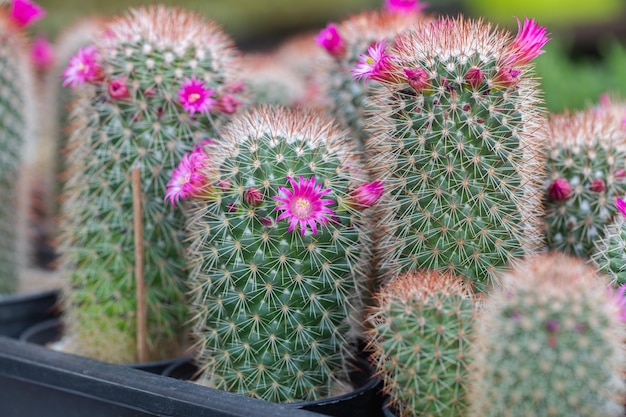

{"left": 57, "top": 5, "right": 245, "bottom": 363}
{"left": 543, "top": 109, "right": 626, "bottom": 258}
{"left": 366, "top": 269, "right": 474, "bottom": 417}
{"left": 177, "top": 106, "right": 379, "bottom": 403}
{"left": 469, "top": 252, "right": 626, "bottom": 417}
{"left": 364, "top": 16, "right": 548, "bottom": 291}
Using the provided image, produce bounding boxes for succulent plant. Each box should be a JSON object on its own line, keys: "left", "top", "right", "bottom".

{"left": 592, "top": 197, "right": 626, "bottom": 285}
{"left": 175, "top": 106, "right": 380, "bottom": 403}
{"left": 543, "top": 109, "right": 626, "bottom": 258}
{"left": 363, "top": 16, "right": 549, "bottom": 291}
{"left": 57, "top": 5, "right": 245, "bottom": 363}
{"left": 366, "top": 269, "right": 475, "bottom": 417}
{"left": 469, "top": 252, "right": 626, "bottom": 417}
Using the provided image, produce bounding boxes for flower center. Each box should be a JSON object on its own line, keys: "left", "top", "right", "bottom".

{"left": 365, "top": 57, "right": 375, "bottom": 65}
{"left": 188, "top": 93, "right": 201, "bottom": 103}
{"left": 292, "top": 197, "right": 312, "bottom": 219}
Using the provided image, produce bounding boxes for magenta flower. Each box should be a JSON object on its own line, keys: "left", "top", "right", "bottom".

{"left": 495, "top": 66, "right": 521, "bottom": 87}
{"left": 384, "top": 0, "right": 427, "bottom": 14}
{"left": 348, "top": 180, "right": 384, "bottom": 209}
{"left": 352, "top": 39, "right": 394, "bottom": 82}
{"left": 165, "top": 148, "right": 210, "bottom": 207}
{"left": 244, "top": 187, "right": 263, "bottom": 206}
{"left": 616, "top": 197, "right": 626, "bottom": 217}
{"left": 547, "top": 178, "right": 572, "bottom": 201}
{"left": 108, "top": 78, "right": 129, "bottom": 100}
{"left": 404, "top": 68, "right": 429, "bottom": 91}
{"left": 30, "top": 35, "right": 54, "bottom": 70}
{"left": 10, "top": 0, "right": 45, "bottom": 28}
{"left": 589, "top": 178, "right": 606, "bottom": 193}
{"left": 177, "top": 76, "right": 216, "bottom": 115}
{"left": 215, "top": 93, "right": 242, "bottom": 114}
{"left": 507, "top": 17, "right": 550, "bottom": 66}
{"left": 464, "top": 67, "right": 484, "bottom": 89}
{"left": 273, "top": 176, "right": 335, "bottom": 235}
{"left": 62, "top": 46, "right": 101, "bottom": 88}
{"left": 315, "top": 23, "right": 345, "bottom": 57}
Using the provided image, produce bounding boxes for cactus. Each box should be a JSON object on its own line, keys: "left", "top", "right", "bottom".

{"left": 364, "top": 16, "right": 549, "bottom": 291}
{"left": 543, "top": 109, "right": 626, "bottom": 258}
{"left": 315, "top": 8, "right": 427, "bottom": 149}
{"left": 57, "top": 6, "right": 245, "bottom": 363}
{"left": 468, "top": 252, "right": 626, "bottom": 417}
{"left": 0, "top": 10, "right": 36, "bottom": 293}
{"left": 177, "top": 106, "right": 380, "bottom": 403}
{"left": 592, "top": 197, "right": 626, "bottom": 285}
{"left": 366, "top": 270, "right": 474, "bottom": 417}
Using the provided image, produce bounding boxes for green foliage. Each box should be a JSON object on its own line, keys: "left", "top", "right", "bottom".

{"left": 186, "top": 106, "right": 373, "bottom": 403}
{"left": 469, "top": 253, "right": 626, "bottom": 417}
{"left": 367, "top": 270, "right": 474, "bottom": 417}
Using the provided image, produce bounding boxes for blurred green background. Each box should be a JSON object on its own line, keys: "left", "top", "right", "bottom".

{"left": 29, "top": 0, "right": 626, "bottom": 112}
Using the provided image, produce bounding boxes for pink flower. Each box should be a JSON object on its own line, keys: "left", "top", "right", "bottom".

{"left": 495, "top": 66, "right": 521, "bottom": 87}
{"left": 616, "top": 197, "right": 626, "bottom": 217}
{"left": 384, "top": 0, "right": 427, "bottom": 14}
{"left": 404, "top": 68, "right": 429, "bottom": 91}
{"left": 30, "top": 35, "right": 54, "bottom": 70}
{"left": 244, "top": 187, "right": 263, "bottom": 206}
{"left": 348, "top": 180, "right": 384, "bottom": 209}
{"left": 273, "top": 176, "right": 335, "bottom": 235}
{"left": 547, "top": 178, "right": 572, "bottom": 201}
{"left": 611, "top": 284, "right": 626, "bottom": 322}
{"left": 589, "top": 178, "right": 606, "bottom": 193}
{"left": 315, "top": 23, "right": 345, "bottom": 57}
{"left": 165, "top": 148, "right": 210, "bottom": 207}
{"left": 215, "top": 93, "right": 242, "bottom": 114}
{"left": 177, "top": 76, "right": 216, "bottom": 115}
{"left": 352, "top": 39, "right": 394, "bottom": 82}
{"left": 108, "top": 78, "right": 129, "bottom": 100}
{"left": 10, "top": 0, "right": 45, "bottom": 28}
{"left": 507, "top": 17, "right": 550, "bottom": 66}
{"left": 464, "top": 67, "right": 484, "bottom": 89}
{"left": 62, "top": 46, "right": 102, "bottom": 88}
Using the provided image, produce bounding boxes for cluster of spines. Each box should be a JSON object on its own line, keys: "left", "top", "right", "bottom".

{"left": 183, "top": 106, "right": 375, "bottom": 403}
{"left": 366, "top": 269, "right": 474, "bottom": 417}
{"left": 468, "top": 252, "right": 626, "bottom": 417}
{"left": 543, "top": 109, "right": 626, "bottom": 258}
{"left": 58, "top": 5, "right": 245, "bottom": 363}
{"left": 592, "top": 198, "right": 626, "bottom": 285}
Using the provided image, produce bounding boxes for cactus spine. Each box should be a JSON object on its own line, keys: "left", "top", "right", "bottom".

{"left": 365, "top": 17, "right": 547, "bottom": 291}
{"left": 0, "top": 11, "right": 35, "bottom": 293}
{"left": 58, "top": 6, "right": 244, "bottom": 363}
{"left": 543, "top": 110, "right": 626, "bottom": 258}
{"left": 469, "top": 252, "right": 626, "bottom": 417}
{"left": 366, "top": 270, "right": 474, "bottom": 417}
{"left": 592, "top": 198, "right": 626, "bottom": 285}
{"left": 183, "top": 106, "right": 376, "bottom": 403}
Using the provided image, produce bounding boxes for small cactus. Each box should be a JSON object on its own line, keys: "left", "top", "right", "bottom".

{"left": 543, "top": 109, "right": 626, "bottom": 258}
{"left": 364, "top": 16, "right": 549, "bottom": 291}
{"left": 57, "top": 6, "right": 245, "bottom": 363}
{"left": 176, "top": 106, "right": 380, "bottom": 403}
{"left": 469, "top": 252, "right": 626, "bottom": 417}
{"left": 592, "top": 197, "right": 626, "bottom": 285}
{"left": 366, "top": 270, "right": 474, "bottom": 417}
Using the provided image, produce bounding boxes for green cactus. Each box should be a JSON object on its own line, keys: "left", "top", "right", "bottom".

{"left": 0, "top": 12, "right": 35, "bottom": 293}
{"left": 366, "top": 269, "right": 474, "bottom": 417}
{"left": 316, "top": 9, "right": 426, "bottom": 149}
{"left": 543, "top": 109, "right": 626, "bottom": 258}
{"left": 182, "top": 106, "right": 378, "bottom": 403}
{"left": 364, "top": 16, "right": 548, "bottom": 291}
{"left": 592, "top": 197, "right": 626, "bottom": 285}
{"left": 469, "top": 252, "right": 626, "bottom": 417}
{"left": 57, "top": 6, "right": 245, "bottom": 363}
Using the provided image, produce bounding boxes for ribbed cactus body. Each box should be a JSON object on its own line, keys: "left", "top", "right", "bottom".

{"left": 543, "top": 110, "right": 626, "bottom": 258}
{"left": 0, "top": 13, "right": 34, "bottom": 293}
{"left": 367, "top": 270, "right": 474, "bottom": 417}
{"left": 469, "top": 253, "right": 626, "bottom": 417}
{"left": 367, "top": 17, "right": 546, "bottom": 291}
{"left": 58, "top": 6, "right": 244, "bottom": 363}
{"left": 593, "top": 214, "right": 626, "bottom": 286}
{"left": 186, "top": 106, "right": 372, "bottom": 403}
{"left": 317, "top": 10, "right": 424, "bottom": 148}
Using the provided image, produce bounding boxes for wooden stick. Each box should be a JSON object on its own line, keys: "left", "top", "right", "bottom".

{"left": 132, "top": 166, "right": 147, "bottom": 363}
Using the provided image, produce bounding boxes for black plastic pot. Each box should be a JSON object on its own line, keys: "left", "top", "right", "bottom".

{"left": 19, "top": 317, "right": 188, "bottom": 375}
{"left": 0, "top": 335, "right": 327, "bottom": 417}
{"left": 162, "top": 351, "right": 386, "bottom": 417}
{"left": 0, "top": 288, "right": 59, "bottom": 338}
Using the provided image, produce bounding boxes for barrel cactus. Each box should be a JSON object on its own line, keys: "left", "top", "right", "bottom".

{"left": 366, "top": 269, "right": 475, "bottom": 417}
{"left": 174, "top": 106, "right": 381, "bottom": 403}
{"left": 592, "top": 197, "right": 626, "bottom": 286}
{"left": 543, "top": 109, "right": 626, "bottom": 258}
{"left": 469, "top": 252, "right": 626, "bottom": 417}
{"left": 57, "top": 5, "right": 245, "bottom": 363}
{"left": 364, "top": 16, "right": 549, "bottom": 291}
